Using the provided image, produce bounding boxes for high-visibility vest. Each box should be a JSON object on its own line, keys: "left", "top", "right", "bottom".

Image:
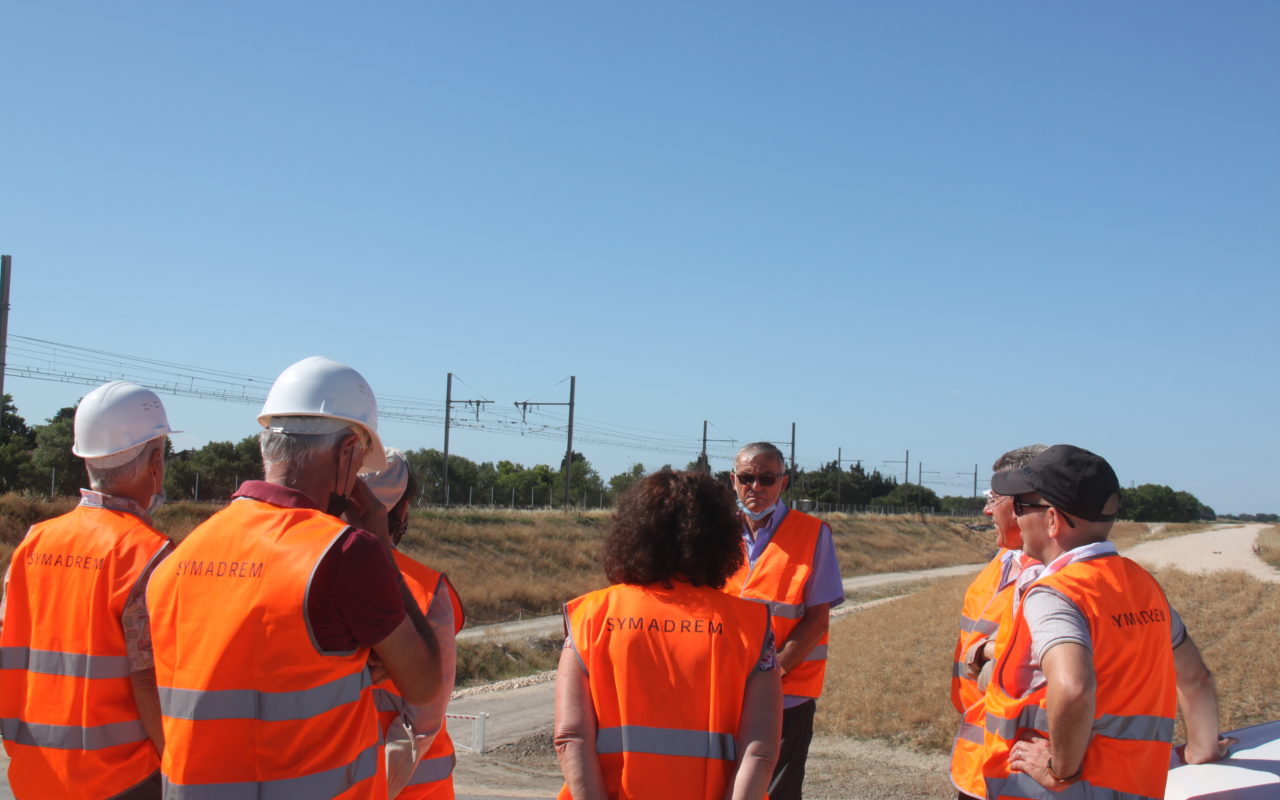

{"left": 374, "top": 550, "right": 466, "bottom": 800}
{"left": 0, "top": 504, "right": 168, "bottom": 800}
{"left": 982, "top": 554, "right": 1176, "bottom": 800}
{"left": 949, "top": 549, "right": 1020, "bottom": 799}
{"left": 722, "top": 509, "right": 826, "bottom": 700}
{"left": 557, "top": 581, "right": 771, "bottom": 800}
{"left": 146, "top": 498, "right": 386, "bottom": 800}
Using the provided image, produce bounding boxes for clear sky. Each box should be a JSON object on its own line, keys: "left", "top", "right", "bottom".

{"left": 1, "top": 2, "right": 1276, "bottom": 514}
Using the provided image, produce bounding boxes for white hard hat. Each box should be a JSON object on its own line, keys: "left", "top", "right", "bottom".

{"left": 359, "top": 447, "right": 409, "bottom": 511}
{"left": 73, "top": 382, "right": 180, "bottom": 468}
{"left": 258, "top": 356, "right": 387, "bottom": 471}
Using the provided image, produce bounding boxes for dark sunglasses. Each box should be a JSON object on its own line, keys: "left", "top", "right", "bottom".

{"left": 1013, "top": 497, "right": 1075, "bottom": 528}
{"left": 735, "top": 472, "right": 782, "bottom": 487}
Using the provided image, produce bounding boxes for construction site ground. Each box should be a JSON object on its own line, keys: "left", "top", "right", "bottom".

{"left": 0, "top": 523, "right": 1273, "bottom": 799}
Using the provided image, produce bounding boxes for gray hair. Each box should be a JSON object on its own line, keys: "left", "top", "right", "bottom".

{"left": 735, "top": 442, "right": 787, "bottom": 470}
{"left": 992, "top": 444, "right": 1049, "bottom": 473}
{"left": 86, "top": 438, "right": 163, "bottom": 494}
{"left": 259, "top": 426, "right": 354, "bottom": 472}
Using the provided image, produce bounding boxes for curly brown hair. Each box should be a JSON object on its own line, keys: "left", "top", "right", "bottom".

{"left": 604, "top": 469, "right": 744, "bottom": 589}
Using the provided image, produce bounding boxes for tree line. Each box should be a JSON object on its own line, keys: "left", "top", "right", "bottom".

{"left": 0, "top": 395, "right": 1230, "bottom": 521}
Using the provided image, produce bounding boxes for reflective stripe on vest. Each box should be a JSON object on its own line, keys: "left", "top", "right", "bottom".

{"left": 985, "top": 701, "right": 1173, "bottom": 745}
{"left": 0, "top": 717, "right": 148, "bottom": 751}
{"left": 159, "top": 668, "right": 369, "bottom": 722}
{"left": 596, "top": 725, "right": 737, "bottom": 761}
{"left": 805, "top": 644, "right": 827, "bottom": 662}
{"left": 0, "top": 646, "right": 132, "bottom": 679}
{"left": 954, "top": 719, "right": 983, "bottom": 746}
{"left": 986, "top": 772, "right": 1161, "bottom": 800}
{"left": 161, "top": 742, "right": 379, "bottom": 800}
{"left": 408, "top": 753, "right": 457, "bottom": 786}
{"left": 959, "top": 614, "right": 1001, "bottom": 636}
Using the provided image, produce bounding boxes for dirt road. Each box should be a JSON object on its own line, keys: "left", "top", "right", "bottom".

{"left": 1124, "top": 523, "right": 1280, "bottom": 583}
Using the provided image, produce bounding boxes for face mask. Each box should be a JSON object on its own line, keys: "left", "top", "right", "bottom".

{"left": 737, "top": 498, "right": 774, "bottom": 522}
{"left": 147, "top": 491, "right": 167, "bottom": 514}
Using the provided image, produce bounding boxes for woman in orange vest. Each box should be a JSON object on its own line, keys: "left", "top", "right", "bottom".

{"left": 555, "top": 469, "right": 782, "bottom": 800}
{"left": 362, "top": 448, "right": 466, "bottom": 800}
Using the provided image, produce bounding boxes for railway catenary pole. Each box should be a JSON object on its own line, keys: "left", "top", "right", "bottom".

{"left": 442, "top": 373, "right": 493, "bottom": 508}
{"left": 563, "top": 376, "right": 575, "bottom": 510}
{"left": 0, "top": 255, "right": 11, "bottom": 401}
{"left": 443, "top": 373, "right": 452, "bottom": 506}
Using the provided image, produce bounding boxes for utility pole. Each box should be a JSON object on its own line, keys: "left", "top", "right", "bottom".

{"left": 0, "top": 255, "right": 11, "bottom": 401}
{"left": 699, "top": 420, "right": 734, "bottom": 474}
{"left": 789, "top": 422, "right": 796, "bottom": 475}
{"left": 514, "top": 376, "right": 575, "bottom": 509}
{"left": 442, "top": 373, "right": 493, "bottom": 507}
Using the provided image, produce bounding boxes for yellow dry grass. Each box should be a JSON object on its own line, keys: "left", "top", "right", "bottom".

{"left": 818, "top": 566, "right": 1280, "bottom": 753}
{"left": 825, "top": 514, "right": 992, "bottom": 576}
{"left": 1256, "top": 526, "right": 1280, "bottom": 571}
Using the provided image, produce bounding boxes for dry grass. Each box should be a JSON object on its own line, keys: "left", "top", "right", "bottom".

{"left": 400, "top": 509, "right": 611, "bottom": 624}
{"left": 825, "top": 514, "right": 992, "bottom": 575}
{"left": 1256, "top": 526, "right": 1280, "bottom": 570}
{"left": 818, "top": 566, "right": 1280, "bottom": 753}
{"left": 456, "top": 635, "right": 563, "bottom": 687}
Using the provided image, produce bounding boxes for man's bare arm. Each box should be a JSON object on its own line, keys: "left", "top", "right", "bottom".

{"left": 1174, "top": 635, "right": 1233, "bottom": 763}
{"left": 1008, "top": 643, "right": 1095, "bottom": 790}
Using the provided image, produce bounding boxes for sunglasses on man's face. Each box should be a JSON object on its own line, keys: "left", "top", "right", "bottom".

{"left": 735, "top": 472, "right": 782, "bottom": 487}
{"left": 1012, "top": 496, "right": 1075, "bottom": 528}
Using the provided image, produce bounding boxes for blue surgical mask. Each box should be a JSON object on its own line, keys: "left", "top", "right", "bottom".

{"left": 737, "top": 498, "right": 774, "bottom": 522}
{"left": 148, "top": 490, "right": 167, "bottom": 514}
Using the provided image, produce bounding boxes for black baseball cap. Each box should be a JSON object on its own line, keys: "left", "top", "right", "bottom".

{"left": 990, "top": 444, "right": 1120, "bottom": 522}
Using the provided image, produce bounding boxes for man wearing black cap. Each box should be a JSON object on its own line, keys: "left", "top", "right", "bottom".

{"left": 981, "top": 445, "right": 1229, "bottom": 800}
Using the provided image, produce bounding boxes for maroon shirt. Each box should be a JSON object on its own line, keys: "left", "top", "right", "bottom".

{"left": 231, "top": 481, "right": 405, "bottom": 652}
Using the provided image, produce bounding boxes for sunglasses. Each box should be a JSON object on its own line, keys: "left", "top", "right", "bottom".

{"left": 1012, "top": 496, "right": 1075, "bottom": 528}
{"left": 735, "top": 472, "right": 782, "bottom": 487}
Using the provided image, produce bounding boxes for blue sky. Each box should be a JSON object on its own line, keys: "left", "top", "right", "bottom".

{"left": 1, "top": 3, "right": 1276, "bottom": 513}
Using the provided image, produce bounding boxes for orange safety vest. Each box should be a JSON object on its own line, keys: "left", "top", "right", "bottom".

{"left": 983, "top": 554, "right": 1176, "bottom": 800}
{"left": 0, "top": 504, "right": 168, "bottom": 800}
{"left": 374, "top": 549, "right": 466, "bottom": 800}
{"left": 722, "top": 509, "right": 826, "bottom": 700}
{"left": 557, "top": 581, "right": 771, "bottom": 800}
{"left": 146, "top": 498, "right": 386, "bottom": 800}
{"left": 949, "top": 549, "right": 1022, "bottom": 799}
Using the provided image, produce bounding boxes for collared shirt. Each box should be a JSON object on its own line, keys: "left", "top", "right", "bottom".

{"left": 81, "top": 489, "right": 173, "bottom": 672}
{"left": 230, "top": 481, "right": 405, "bottom": 652}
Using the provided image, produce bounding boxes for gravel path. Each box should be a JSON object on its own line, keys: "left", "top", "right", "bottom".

{"left": 1124, "top": 523, "right": 1280, "bottom": 583}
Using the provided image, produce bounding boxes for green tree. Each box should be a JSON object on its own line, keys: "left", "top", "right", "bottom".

{"left": 608, "top": 463, "right": 647, "bottom": 499}
{"left": 31, "top": 407, "right": 81, "bottom": 496}
{"left": 0, "top": 394, "right": 39, "bottom": 493}
{"left": 166, "top": 436, "right": 263, "bottom": 501}
{"left": 870, "top": 482, "right": 940, "bottom": 511}
{"left": 1120, "top": 484, "right": 1209, "bottom": 523}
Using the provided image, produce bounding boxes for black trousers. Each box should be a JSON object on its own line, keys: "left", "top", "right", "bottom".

{"left": 768, "top": 699, "right": 816, "bottom": 800}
